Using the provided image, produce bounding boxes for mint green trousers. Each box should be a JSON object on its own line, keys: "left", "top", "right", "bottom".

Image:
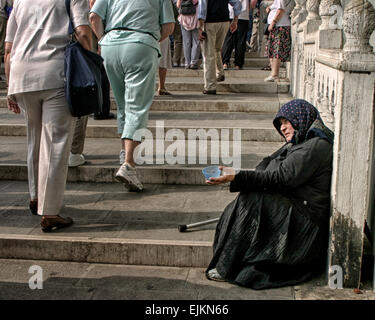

{"left": 101, "top": 43, "right": 159, "bottom": 141}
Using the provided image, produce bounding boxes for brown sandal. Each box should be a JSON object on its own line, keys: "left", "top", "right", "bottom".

{"left": 41, "top": 215, "right": 74, "bottom": 232}
{"left": 158, "top": 89, "right": 172, "bottom": 96}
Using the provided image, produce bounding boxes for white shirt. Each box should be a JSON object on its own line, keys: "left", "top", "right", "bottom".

{"left": 6, "top": 0, "right": 89, "bottom": 95}
{"left": 229, "top": 0, "right": 249, "bottom": 20}
{"left": 268, "top": 0, "right": 291, "bottom": 27}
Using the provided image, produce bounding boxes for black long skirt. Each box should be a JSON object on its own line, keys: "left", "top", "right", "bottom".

{"left": 206, "top": 191, "right": 329, "bottom": 290}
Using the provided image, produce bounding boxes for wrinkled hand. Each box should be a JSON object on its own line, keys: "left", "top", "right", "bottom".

{"left": 230, "top": 20, "right": 238, "bottom": 33}
{"left": 268, "top": 22, "right": 275, "bottom": 32}
{"left": 7, "top": 96, "right": 20, "bottom": 114}
{"left": 206, "top": 166, "right": 236, "bottom": 185}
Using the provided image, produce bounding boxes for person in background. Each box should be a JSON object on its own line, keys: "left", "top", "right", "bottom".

{"left": 90, "top": 0, "right": 175, "bottom": 191}
{"left": 5, "top": 0, "right": 92, "bottom": 231}
{"left": 264, "top": 0, "right": 291, "bottom": 82}
{"left": 171, "top": 1, "right": 185, "bottom": 67}
{"left": 222, "top": 0, "right": 256, "bottom": 70}
{"left": 176, "top": 0, "right": 200, "bottom": 70}
{"left": 197, "top": 0, "right": 242, "bottom": 95}
{"left": 0, "top": 0, "right": 12, "bottom": 62}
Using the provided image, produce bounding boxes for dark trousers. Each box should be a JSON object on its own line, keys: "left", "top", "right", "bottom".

{"left": 95, "top": 65, "right": 111, "bottom": 116}
{"left": 221, "top": 19, "right": 249, "bottom": 68}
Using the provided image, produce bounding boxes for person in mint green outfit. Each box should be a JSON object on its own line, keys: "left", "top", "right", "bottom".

{"left": 90, "top": 0, "right": 175, "bottom": 191}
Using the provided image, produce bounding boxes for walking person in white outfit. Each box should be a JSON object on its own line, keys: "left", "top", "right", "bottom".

{"left": 5, "top": 0, "right": 92, "bottom": 232}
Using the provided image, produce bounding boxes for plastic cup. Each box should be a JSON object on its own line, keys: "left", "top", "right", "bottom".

{"left": 202, "top": 166, "right": 221, "bottom": 180}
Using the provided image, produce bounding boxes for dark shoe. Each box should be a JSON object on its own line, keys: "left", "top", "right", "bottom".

{"left": 29, "top": 199, "right": 38, "bottom": 215}
{"left": 190, "top": 64, "right": 199, "bottom": 70}
{"left": 41, "top": 216, "right": 74, "bottom": 232}
{"left": 94, "top": 112, "right": 116, "bottom": 120}
{"left": 203, "top": 89, "right": 216, "bottom": 95}
{"left": 217, "top": 75, "right": 225, "bottom": 82}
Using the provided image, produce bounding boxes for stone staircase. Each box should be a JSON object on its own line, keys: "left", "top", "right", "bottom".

{"left": 0, "top": 52, "right": 291, "bottom": 267}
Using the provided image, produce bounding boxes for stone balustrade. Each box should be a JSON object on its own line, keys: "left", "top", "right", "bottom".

{"left": 288, "top": 0, "right": 375, "bottom": 288}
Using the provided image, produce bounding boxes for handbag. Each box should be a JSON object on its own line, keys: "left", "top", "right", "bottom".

{"left": 64, "top": 0, "right": 103, "bottom": 117}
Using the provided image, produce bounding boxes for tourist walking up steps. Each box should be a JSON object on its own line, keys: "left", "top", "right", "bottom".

{"left": 90, "top": 0, "right": 175, "bottom": 192}
{"left": 176, "top": 0, "right": 201, "bottom": 70}
{"left": 198, "top": 0, "right": 242, "bottom": 95}
{"left": 5, "top": 0, "right": 92, "bottom": 232}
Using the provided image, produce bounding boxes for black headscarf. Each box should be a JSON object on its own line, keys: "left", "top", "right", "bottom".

{"left": 273, "top": 99, "right": 334, "bottom": 145}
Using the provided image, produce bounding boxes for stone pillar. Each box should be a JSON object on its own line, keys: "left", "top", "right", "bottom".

{"left": 328, "top": 0, "right": 375, "bottom": 288}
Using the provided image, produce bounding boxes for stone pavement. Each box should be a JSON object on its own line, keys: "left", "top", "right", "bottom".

{"left": 0, "top": 180, "right": 374, "bottom": 300}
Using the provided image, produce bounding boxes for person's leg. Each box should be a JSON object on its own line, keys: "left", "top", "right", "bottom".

{"left": 180, "top": 25, "right": 192, "bottom": 67}
{"left": 38, "top": 88, "right": 75, "bottom": 217}
{"left": 246, "top": 9, "right": 254, "bottom": 44}
{"left": 14, "top": 92, "right": 42, "bottom": 206}
{"left": 249, "top": 10, "right": 259, "bottom": 51}
{"left": 70, "top": 116, "right": 88, "bottom": 155}
{"left": 215, "top": 21, "right": 230, "bottom": 80}
{"left": 116, "top": 43, "right": 158, "bottom": 190}
{"left": 201, "top": 22, "right": 217, "bottom": 92}
{"left": 221, "top": 25, "right": 234, "bottom": 67}
{"left": 234, "top": 19, "right": 249, "bottom": 69}
{"left": 158, "top": 38, "right": 172, "bottom": 94}
{"left": 173, "top": 20, "right": 184, "bottom": 66}
{"left": 190, "top": 28, "right": 201, "bottom": 67}
{"left": 0, "top": 17, "right": 7, "bottom": 59}
{"left": 271, "top": 58, "right": 281, "bottom": 78}
{"left": 101, "top": 45, "right": 127, "bottom": 163}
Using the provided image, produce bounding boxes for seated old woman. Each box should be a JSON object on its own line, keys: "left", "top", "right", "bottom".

{"left": 205, "top": 99, "right": 334, "bottom": 290}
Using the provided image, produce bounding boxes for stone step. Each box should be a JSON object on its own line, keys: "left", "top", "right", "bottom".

{"left": 0, "top": 180, "right": 237, "bottom": 267}
{"left": 151, "top": 92, "right": 290, "bottom": 113}
{"left": 0, "top": 91, "right": 292, "bottom": 114}
{"left": 0, "top": 136, "right": 283, "bottom": 185}
{"left": 165, "top": 67, "right": 285, "bottom": 79}
{"left": 0, "top": 110, "right": 284, "bottom": 142}
{"left": 157, "top": 77, "right": 289, "bottom": 94}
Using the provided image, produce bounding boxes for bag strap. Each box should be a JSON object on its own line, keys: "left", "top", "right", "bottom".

{"left": 65, "top": 0, "right": 74, "bottom": 35}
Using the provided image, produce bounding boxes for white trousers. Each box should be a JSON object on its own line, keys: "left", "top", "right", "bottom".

{"left": 15, "top": 88, "right": 74, "bottom": 216}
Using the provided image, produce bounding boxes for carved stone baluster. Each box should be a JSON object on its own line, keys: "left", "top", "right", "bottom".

{"left": 297, "top": 0, "right": 308, "bottom": 26}
{"left": 306, "top": 0, "right": 321, "bottom": 20}
{"left": 319, "top": 0, "right": 342, "bottom": 30}
{"left": 342, "top": 0, "right": 375, "bottom": 54}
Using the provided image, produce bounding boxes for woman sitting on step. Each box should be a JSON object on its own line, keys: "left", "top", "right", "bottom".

{"left": 205, "top": 99, "right": 334, "bottom": 289}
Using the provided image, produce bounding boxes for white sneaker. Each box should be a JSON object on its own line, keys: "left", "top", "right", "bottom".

{"left": 119, "top": 149, "right": 126, "bottom": 165}
{"left": 264, "top": 75, "right": 278, "bottom": 82}
{"left": 68, "top": 153, "right": 85, "bottom": 167}
{"left": 115, "top": 163, "right": 143, "bottom": 191}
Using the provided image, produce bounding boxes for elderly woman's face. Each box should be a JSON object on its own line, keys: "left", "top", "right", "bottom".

{"left": 280, "top": 118, "right": 295, "bottom": 142}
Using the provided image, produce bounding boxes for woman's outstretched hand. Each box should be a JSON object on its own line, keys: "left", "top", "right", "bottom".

{"left": 206, "top": 166, "right": 236, "bottom": 185}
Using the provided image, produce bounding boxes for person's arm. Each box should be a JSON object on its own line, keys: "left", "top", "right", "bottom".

{"left": 228, "top": 138, "right": 332, "bottom": 193}
{"left": 176, "top": 0, "right": 182, "bottom": 8}
{"left": 198, "top": 0, "right": 207, "bottom": 40}
{"left": 250, "top": 0, "right": 257, "bottom": 8}
{"left": 89, "top": 12, "right": 104, "bottom": 41}
{"left": 4, "top": 41, "right": 20, "bottom": 114}
{"left": 89, "top": 0, "right": 96, "bottom": 9}
{"left": 229, "top": 0, "right": 242, "bottom": 33}
{"left": 160, "top": 22, "right": 175, "bottom": 42}
{"left": 74, "top": 25, "right": 92, "bottom": 51}
{"left": 268, "top": 8, "right": 284, "bottom": 31}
